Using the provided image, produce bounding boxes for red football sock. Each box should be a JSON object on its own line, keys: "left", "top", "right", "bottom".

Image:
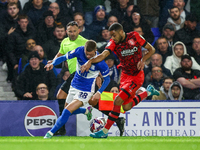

{"left": 132, "top": 91, "right": 148, "bottom": 107}
{"left": 104, "top": 105, "right": 121, "bottom": 130}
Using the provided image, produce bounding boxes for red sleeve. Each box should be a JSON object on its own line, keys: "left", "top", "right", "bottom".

{"left": 134, "top": 31, "right": 147, "bottom": 47}
{"left": 105, "top": 39, "right": 116, "bottom": 53}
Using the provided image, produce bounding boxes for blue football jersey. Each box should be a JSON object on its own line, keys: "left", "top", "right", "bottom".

{"left": 65, "top": 46, "right": 110, "bottom": 92}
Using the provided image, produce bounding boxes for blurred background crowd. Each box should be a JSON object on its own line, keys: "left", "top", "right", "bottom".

{"left": 0, "top": 0, "right": 200, "bottom": 101}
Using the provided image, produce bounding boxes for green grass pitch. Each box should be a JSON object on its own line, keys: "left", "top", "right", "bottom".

{"left": 0, "top": 136, "right": 200, "bottom": 150}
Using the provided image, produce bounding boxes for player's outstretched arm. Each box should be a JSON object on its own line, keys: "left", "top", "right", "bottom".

{"left": 137, "top": 42, "right": 155, "bottom": 70}
{"left": 47, "top": 52, "right": 64, "bottom": 64}
{"left": 81, "top": 50, "right": 110, "bottom": 73}
{"left": 45, "top": 55, "right": 67, "bottom": 71}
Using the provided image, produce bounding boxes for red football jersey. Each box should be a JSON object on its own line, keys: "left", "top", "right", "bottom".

{"left": 105, "top": 31, "right": 147, "bottom": 76}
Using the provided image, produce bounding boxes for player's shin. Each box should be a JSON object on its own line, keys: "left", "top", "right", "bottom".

{"left": 50, "top": 109, "right": 71, "bottom": 134}
{"left": 104, "top": 105, "right": 121, "bottom": 133}
{"left": 131, "top": 91, "right": 148, "bottom": 107}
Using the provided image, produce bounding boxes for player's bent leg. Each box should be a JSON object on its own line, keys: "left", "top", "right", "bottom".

{"left": 90, "top": 96, "right": 123, "bottom": 138}
{"left": 55, "top": 90, "right": 68, "bottom": 136}
{"left": 44, "top": 100, "right": 83, "bottom": 139}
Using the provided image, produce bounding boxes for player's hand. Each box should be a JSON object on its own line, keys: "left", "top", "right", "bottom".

{"left": 80, "top": 60, "right": 92, "bottom": 73}
{"left": 137, "top": 59, "right": 145, "bottom": 70}
{"left": 47, "top": 60, "right": 53, "bottom": 64}
{"left": 23, "top": 92, "right": 33, "bottom": 98}
{"left": 44, "top": 63, "right": 53, "bottom": 71}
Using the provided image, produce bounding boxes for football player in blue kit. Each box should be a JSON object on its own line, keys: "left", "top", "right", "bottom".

{"left": 44, "top": 40, "right": 110, "bottom": 138}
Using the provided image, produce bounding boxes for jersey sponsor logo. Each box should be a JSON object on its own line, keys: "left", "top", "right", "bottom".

{"left": 128, "top": 39, "right": 135, "bottom": 46}
{"left": 121, "top": 47, "right": 138, "bottom": 56}
{"left": 24, "top": 105, "right": 57, "bottom": 137}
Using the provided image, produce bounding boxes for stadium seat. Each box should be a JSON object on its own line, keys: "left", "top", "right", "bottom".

{"left": 151, "top": 27, "right": 161, "bottom": 46}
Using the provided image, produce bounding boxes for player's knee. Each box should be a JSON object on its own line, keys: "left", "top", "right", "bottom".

{"left": 114, "top": 95, "right": 124, "bottom": 105}
{"left": 64, "top": 102, "right": 68, "bottom": 108}
{"left": 122, "top": 105, "right": 131, "bottom": 111}
{"left": 88, "top": 99, "right": 98, "bottom": 107}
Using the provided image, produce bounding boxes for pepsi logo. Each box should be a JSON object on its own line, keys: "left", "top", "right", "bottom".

{"left": 24, "top": 105, "right": 57, "bottom": 137}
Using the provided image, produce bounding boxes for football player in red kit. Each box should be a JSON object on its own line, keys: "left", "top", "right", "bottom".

{"left": 81, "top": 23, "right": 159, "bottom": 138}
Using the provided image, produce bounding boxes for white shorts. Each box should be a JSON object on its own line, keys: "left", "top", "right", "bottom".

{"left": 66, "top": 86, "right": 94, "bottom": 106}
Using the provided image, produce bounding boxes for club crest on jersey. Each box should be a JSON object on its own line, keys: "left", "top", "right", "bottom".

{"left": 128, "top": 39, "right": 135, "bottom": 46}
{"left": 70, "top": 49, "right": 75, "bottom": 54}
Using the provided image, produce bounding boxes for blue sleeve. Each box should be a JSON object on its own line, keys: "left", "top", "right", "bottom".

{"left": 98, "top": 75, "right": 110, "bottom": 93}
{"left": 51, "top": 55, "right": 67, "bottom": 66}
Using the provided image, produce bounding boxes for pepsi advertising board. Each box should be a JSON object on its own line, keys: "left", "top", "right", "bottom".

{"left": 0, "top": 100, "right": 76, "bottom": 136}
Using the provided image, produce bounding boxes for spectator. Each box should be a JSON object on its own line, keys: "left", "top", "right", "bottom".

{"left": 1, "top": 2, "right": 19, "bottom": 68}
{"left": 137, "top": 0, "right": 160, "bottom": 28}
{"left": 143, "top": 66, "right": 165, "bottom": 91}
{"left": 190, "top": 0, "right": 200, "bottom": 31}
{"left": 164, "top": 41, "right": 200, "bottom": 74}
{"left": 27, "top": 0, "right": 49, "bottom": 27}
{"left": 21, "top": 39, "right": 36, "bottom": 69}
{"left": 152, "top": 77, "right": 173, "bottom": 100}
{"left": 158, "top": 0, "right": 173, "bottom": 31}
{"left": 173, "top": 13, "right": 200, "bottom": 56}
{"left": 5, "top": 14, "right": 36, "bottom": 82}
{"left": 156, "top": 37, "right": 172, "bottom": 64}
{"left": 109, "top": 0, "right": 131, "bottom": 24}
{"left": 167, "top": 6, "right": 185, "bottom": 31}
{"left": 22, "top": 45, "right": 58, "bottom": 76}
{"left": 173, "top": 0, "right": 189, "bottom": 21}
{"left": 162, "top": 23, "right": 175, "bottom": 48}
{"left": 15, "top": 51, "right": 56, "bottom": 100}
{"left": 87, "top": 5, "right": 107, "bottom": 40}
{"left": 110, "top": 86, "right": 119, "bottom": 93}
{"left": 49, "top": 2, "right": 71, "bottom": 27}
{"left": 123, "top": 6, "right": 154, "bottom": 44}
{"left": 144, "top": 53, "right": 172, "bottom": 78}
{"left": 23, "top": 0, "right": 51, "bottom": 14}
{"left": 173, "top": 54, "right": 200, "bottom": 99}
{"left": 73, "top": 12, "right": 91, "bottom": 39}
{"left": 36, "top": 10, "right": 56, "bottom": 46}
{"left": 168, "top": 81, "right": 184, "bottom": 100}
{"left": 105, "top": 54, "right": 119, "bottom": 83}
{"left": 96, "top": 26, "right": 111, "bottom": 53}
{"left": 107, "top": 15, "right": 118, "bottom": 27}
{"left": 56, "top": 0, "right": 82, "bottom": 23}
{"left": 42, "top": 24, "right": 66, "bottom": 61}
{"left": 133, "top": 25, "right": 154, "bottom": 44}
{"left": 191, "top": 36, "right": 200, "bottom": 64}
{"left": 7, "top": 0, "right": 22, "bottom": 10}
{"left": 36, "top": 83, "right": 50, "bottom": 100}
{"left": 81, "top": 0, "right": 105, "bottom": 26}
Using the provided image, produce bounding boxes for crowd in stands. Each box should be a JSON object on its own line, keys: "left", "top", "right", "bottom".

{"left": 0, "top": 0, "right": 200, "bottom": 101}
